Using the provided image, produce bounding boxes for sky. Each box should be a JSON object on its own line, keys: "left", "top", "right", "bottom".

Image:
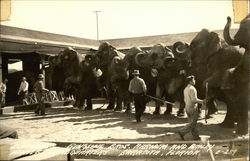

{"left": 1, "top": 0, "right": 240, "bottom": 40}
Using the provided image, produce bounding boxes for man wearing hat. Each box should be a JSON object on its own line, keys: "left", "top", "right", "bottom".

{"left": 17, "top": 76, "right": 29, "bottom": 105}
{"left": 128, "top": 70, "right": 147, "bottom": 122}
{"left": 0, "top": 78, "right": 8, "bottom": 108}
{"left": 178, "top": 75, "right": 205, "bottom": 140}
{"left": 33, "top": 74, "right": 49, "bottom": 115}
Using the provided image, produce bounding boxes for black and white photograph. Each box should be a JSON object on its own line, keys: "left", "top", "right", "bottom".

{"left": 0, "top": 0, "right": 249, "bottom": 160}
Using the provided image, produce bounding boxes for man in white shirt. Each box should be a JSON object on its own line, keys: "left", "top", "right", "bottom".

{"left": 0, "top": 79, "right": 8, "bottom": 108}
{"left": 178, "top": 75, "right": 204, "bottom": 140}
{"left": 17, "top": 77, "right": 29, "bottom": 105}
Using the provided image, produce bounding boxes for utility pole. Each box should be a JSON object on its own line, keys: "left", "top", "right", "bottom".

{"left": 93, "top": 10, "right": 101, "bottom": 40}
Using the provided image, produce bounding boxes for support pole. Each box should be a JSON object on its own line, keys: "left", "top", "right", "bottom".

{"left": 93, "top": 10, "right": 101, "bottom": 40}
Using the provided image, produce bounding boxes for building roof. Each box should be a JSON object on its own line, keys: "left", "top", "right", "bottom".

{"left": 0, "top": 25, "right": 239, "bottom": 54}
{"left": 0, "top": 25, "right": 100, "bottom": 55}
{"left": 103, "top": 29, "right": 239, "bottom": 49}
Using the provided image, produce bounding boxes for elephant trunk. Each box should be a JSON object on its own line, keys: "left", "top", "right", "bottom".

{"left": 173, "top": 41, "right": 188, "bottom": 54}
{"left": 223, "top": 16, "right": 239, "bottom": 46}
{"left": 134, "top": 51, "right": 149, "bottom": 67}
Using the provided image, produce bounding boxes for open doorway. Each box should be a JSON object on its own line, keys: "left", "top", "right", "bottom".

{"left": 8, "top": 59, "right": 23, "bottom": 74}
{"left": 2, "top": 53, "right": 41, "bottom": 105}
{"left": 7, "top": 59, "right": 23, "bottom": 104}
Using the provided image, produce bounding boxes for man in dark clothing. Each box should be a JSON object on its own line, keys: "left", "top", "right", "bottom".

{"left": 34, "top": 74, "right": 49, "bottom": 115}
{"left": 128, "top": 70, "right": 147, "bottom": 123}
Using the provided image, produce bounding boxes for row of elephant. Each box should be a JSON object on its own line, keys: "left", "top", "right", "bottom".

{"left": 48, "top": 14, "right": 249, "bottom": 135}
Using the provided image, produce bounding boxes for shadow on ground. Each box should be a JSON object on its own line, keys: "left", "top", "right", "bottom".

{"left": 1, "top": 105, "right": 243, "bottom": 142}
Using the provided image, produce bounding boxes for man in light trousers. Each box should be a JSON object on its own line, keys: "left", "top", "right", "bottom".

{"left": 178, "top": 75, "right": 205, "bottom": 140}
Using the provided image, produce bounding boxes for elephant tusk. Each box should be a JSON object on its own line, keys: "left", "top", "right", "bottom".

{"left": 179, "top": 70, "right": 186, "bottom": 75}
{"left": 176, "top": 46, "right": 187, "bottom": 54}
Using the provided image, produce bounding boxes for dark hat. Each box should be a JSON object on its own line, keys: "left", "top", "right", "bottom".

{"left": 132, "top": 70, "right": 140, "bottom": 75}
{"left": 185, "top": 75, "right": 195, "bottom": 83}
{"left": 38, "top": 74, "right": 44, "bottom": 79}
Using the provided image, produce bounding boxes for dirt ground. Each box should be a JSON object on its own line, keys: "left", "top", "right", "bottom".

{"left": 0, "top": 101, "right": 249, "bottom": 142}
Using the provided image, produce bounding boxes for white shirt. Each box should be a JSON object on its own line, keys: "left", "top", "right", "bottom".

{"left": 128, "top": 76, "right": 147, "bottom": 94}
{"left": 0, "top": 83, "right": 7, "bottom": 93}
{"left": 183, "top": 84, "right": 202, "bottom": 113}
{"left": 18, "top": 81, "right": 29, "bottom": 94}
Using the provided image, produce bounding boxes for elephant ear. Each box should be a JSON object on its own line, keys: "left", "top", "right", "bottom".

{"left": 135, "top": 51, "right": 149, "bottom": 67}
{"left": 128, "top": 47, "right": 142, "bottom": 55}
{"left": 48, "top": 56, "right": 57, "bottom": 66}
{"left": 220, "top": 68, "right": 236, "bottom": 90}
{"left": 207, "top": 32, "right": 221, "bottom": 57}
{"left": 63, "top": 47, "right": 79, "bottom": 61}
{"left": 124, "top": 47, "right": 142, "bottom": 68}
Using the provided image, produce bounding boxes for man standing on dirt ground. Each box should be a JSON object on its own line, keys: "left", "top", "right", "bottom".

{"left": 17, "top": 76, "right": 29, "bottom": 105}
{"left": 128, "top": 70, "right": 147, "bottom": 123}
{"left": 178, "top": 75, "right": 205, "bottom": 140}
{"left": 33, "top": 74, "right": 49, "bottom": 115}
{"left": 0, "top": 79, "right": 8, "bottom": 108}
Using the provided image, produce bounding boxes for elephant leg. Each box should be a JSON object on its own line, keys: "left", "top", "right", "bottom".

{"left": 220, "top": 94, "right": 236, "bottom": 128}
{"left": 124, "top": 92, "right": 132, "bottom": 113}
{"left": 73, "top": 99, "right": 79, "bottom": 108}
{"left": 77, "top": 97, "right": 85, "bottom": 110}
{"left": 236, "top": 105, "right": 248, "bottom": 135}
{"left": 74, "top": 94, "right": 82, "bottom": 108}
{"left": 236, "top": 92, "right": 248, "bottom": 135}
{"left": 164, "top": 103, "right": 173, "bottom": 115}
{"left": 177, "top": 100, "right": 185, "bottom": 117}
{"left": 164, "top": 94, "right": 175, "bottom": 115}
{"left": 106, "top": 88, "right": 115, "bottom": 110}
{"left": 114, "top": 91, "right": 123, "bottom": 111}
{"left": 153, "top": 83, "right": 164, "bottom": 115}
{"left": 125, "top": 102, "right": 132, "bottom": 113}
{"left": 85, "top": 98, "right": 93, "bottom": 110}
{"left": 197, "top": 104, "right": 202, "bottom": 114}
{"left": 207, "top": 99, "right": 218, "bottom": 116}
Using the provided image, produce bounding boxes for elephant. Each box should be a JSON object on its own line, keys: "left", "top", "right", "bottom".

{"left": 49, "top": 47, "right": 100, "bottom": 110}
{"left": 95, "top": 42, "right": 132, "bottom": 112}
{"left": 48, "top": 55, "right": 66, "bottom": 92}
{"left": 182, "top": 28, "right": 245, "bottom": 133}
{"left": 133, "top": 43, "right": 190, "bottom": 116}
{"left": 223, "top": 14, "right": 250, "bottom": 50}
{"left": 220, "top": 14, "right": 249, "bottom": 134}
{"left": 123, "top": 47, "right": 157, "bottom": 101}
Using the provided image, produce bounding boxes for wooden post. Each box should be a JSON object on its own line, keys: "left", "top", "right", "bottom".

{"left": 0, "top": 53, "right": 2, "bottom": 82}
{"left": 41, "top": 55, "right": 46, "bottom": 86}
